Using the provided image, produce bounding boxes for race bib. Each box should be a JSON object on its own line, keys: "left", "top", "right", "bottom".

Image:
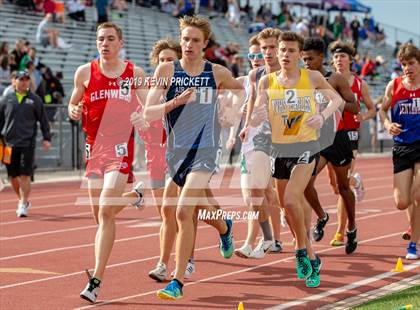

{"left": 348, "top": 131, "right": 359, "bottom": 141}
{"left": 85, "top": 143, "right": 91, "bottom": 160}
{"left": 115, "top": 143, "right": 128, "bottom": 157}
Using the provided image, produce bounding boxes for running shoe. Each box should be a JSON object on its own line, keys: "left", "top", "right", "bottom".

{"left": 157, "top": 279, "right": 183, "bottom": 300}
{"left": 131, "top": 181, "right": 145, "bottom": 210}
{"left": 80, "top": 270, "right": 101, "bottom": 303}
{"left": 295, "top": 249, "right": 313, "bottom": 279}
{"left": 149, "top": 262, "right": 167, "bottom": 282}
{"left": 312, "top": 212, "right": 329, "bottom": 242}
{"left": 250, "top": 239, "right": 275, "bottom": 259}
{"left": 345, "top": 229, "right": 358, "bottom": 254}
{"left": 406, "top": 242, "right": 418, "bottom": 260}
{"left": 352, "top": 173, "right": 365, "bottom": 202}
{"left": 219, "top": 219, "right": 234, "bottom": 258}
{"left": 170, "top": 259, "right": 196, "bottom": 279}
{"left": 234, "top": 244, "right": 253, "bottom": 258}
{"left": 269, "top": 240, "right": 283, "bottom": 253}
{"left": 306, "top": 255, "right": 322, "bottom": 288}
{"left": 330, "top": 232, "right": 345, "bottom": 246}
{"left": 16, "top": 201, "right": 30, "bottom": 218}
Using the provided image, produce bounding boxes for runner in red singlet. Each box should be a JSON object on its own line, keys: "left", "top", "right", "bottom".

{"left": 68, "top": 22, "right": 148, "bottom": 303}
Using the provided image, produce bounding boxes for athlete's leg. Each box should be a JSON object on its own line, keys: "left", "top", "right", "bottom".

{"left": 240, "top": 173, "right": 259, "bottom": 248}
{"left": 92, "top": 171, "right": 129, "bottom": 281}
{"left": 394, "top": 169, "right": 414, "bottom": 210}
{"left": 333, "top": 163, "right": 356, "bottom": 231}
{"left": 10, "top": 177, "right": 21, "bottom": 199}
{"left": 409, "top": 163, "right": 420, "bottom": 244}
{"left": 304, "top": 156, "right": 328, "bottom": 219}
{"left": 266, "top": 180, "right": 281, "bottom": 242}
{"left": 173, "top": 171, "right": 215, "bottom": 282}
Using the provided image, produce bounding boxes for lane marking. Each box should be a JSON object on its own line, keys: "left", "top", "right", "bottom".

{"left": 0, "top": 268, "right": 60, "bottom": 275}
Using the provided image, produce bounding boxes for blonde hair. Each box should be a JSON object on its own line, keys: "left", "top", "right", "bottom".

{"left": 257, "top": 28, "right": 282, "bottom": 42}
{"left": 279, "top": 31, "right": 304, "bottom": 51}
{"left": 248, "top": 35, "right": 260, "bottom": 47}
{"left": 150, "top": 38, "right": 182, "bottom": 67}
{"left": 97, "top": 22, "right": 123, "bottom": 40}
{"left": 179, "top": 15, "right": 212, "bottom": 41}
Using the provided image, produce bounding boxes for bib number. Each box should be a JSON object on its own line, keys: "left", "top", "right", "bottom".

{"left": 198, "top": 87, "right": 213, "bottom": 105}
{"left": 115, "top": 143, "right": 128, "bottom": 157}
{"left": 85, "top": 143, "right": 91, "bottom": 160}
{"left": 348, "top": 131, "right": 359, "bottom": 141}
{"left": 297, "top": 151, "right": 311, "bottom": 164}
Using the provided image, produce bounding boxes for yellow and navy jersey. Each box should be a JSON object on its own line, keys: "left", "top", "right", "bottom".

{"left": 267, "top": 69, "right": 318, "bottom": 144}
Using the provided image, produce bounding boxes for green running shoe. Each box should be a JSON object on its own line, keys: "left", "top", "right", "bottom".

{"left": 220, "top": 219, "right": 234, "bottom": 258}
{"left": 295, "top": 250, "right": 312, "bottom": 279}
{"left": 157, "top": 280, "right": 183, "bottom": 300}
{"left": 306, "top": 255, "right": 321, "bottom": 288}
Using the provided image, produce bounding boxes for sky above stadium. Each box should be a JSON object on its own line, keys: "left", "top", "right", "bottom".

{"left": 361, "top": 0, "right": 420, "bottom": 45}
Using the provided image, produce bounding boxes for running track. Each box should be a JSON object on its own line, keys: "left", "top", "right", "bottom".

{"left": 0, "top": 157, "right": 418, "bottom": 309}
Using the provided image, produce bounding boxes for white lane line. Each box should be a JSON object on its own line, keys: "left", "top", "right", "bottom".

{"left": 0, "top": 209, "right": 401, "bottom": 289}
{"left": 74, "top": 231, "right": 411, "bottom": 310}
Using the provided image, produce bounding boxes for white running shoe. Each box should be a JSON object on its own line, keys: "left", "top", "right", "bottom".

{"left": 406, "top": 252, "right": 419, "bottom": 260}
{"left": 80, "top": 277, "right": 101, "bottom": 303}
{"left": 170, "top": 259, "right": 196, "bottom": 279}
{"left": 16, "top": 201, "right": 30, "bottom": 218}
{"left": 250, "top": 239, "right": 275, "bottom": 259}
{"left": 269, "top": 240, "right": 283, "bottom": 253}
{"left": 352, "top": 173, "right": 365, "bottom": 202}
{"left": 234, "top": 244, "right": 253, "bottom": 258}
{"left": 131, "top": 181, "right": 145, "bottom": 210}
{"left": 148, "top": 262, "right": 167, "bottom": 282}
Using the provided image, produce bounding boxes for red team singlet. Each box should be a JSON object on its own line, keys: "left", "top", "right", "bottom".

{"left": 82, "top": 60, "right": 138, "bottom": 181}
{"left": 337, "top": 74, "right": 363, "bottom": 145}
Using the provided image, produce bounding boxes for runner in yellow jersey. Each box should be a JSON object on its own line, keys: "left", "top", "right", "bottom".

{"left": 251, "top": 32, "right": 343, "bottom": 288}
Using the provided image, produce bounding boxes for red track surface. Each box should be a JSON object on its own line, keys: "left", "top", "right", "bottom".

{"left": 0, "top": 157, "right": 418, "bottom": 310}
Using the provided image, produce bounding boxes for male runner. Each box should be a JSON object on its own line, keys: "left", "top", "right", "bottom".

{"left": 301, "top": 37, "right": 359, "bottom": 254}
{"left": 238, "top": 28, "right": 283, "bottom": 258}
{"left": 143, "top": 16, "right": 243, "bottom": 299}
{"left": 380, "top": 43, "right": 420, "bottom": 259}
{"left": 228, "top": 34, "right": 282, "bottom": 259}
{"left": 68, "top": 22, "right": 148, "bottom": 303}
{"left": 251, "top": 31, "right": 343, "bottom": 287}
{"left": 329, "top": 40, "right": 376, "bottom": 247}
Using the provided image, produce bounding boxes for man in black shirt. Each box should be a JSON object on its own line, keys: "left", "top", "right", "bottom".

{"left": 0, "top": 70, "right": 51, "bottom": 217}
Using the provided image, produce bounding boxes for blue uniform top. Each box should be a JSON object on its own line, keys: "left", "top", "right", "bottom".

{"left": 165, "top": 60, "right": 220, "bottom": 151}
{"left": 391, "top": 76, "right": 420, "bottom": 145}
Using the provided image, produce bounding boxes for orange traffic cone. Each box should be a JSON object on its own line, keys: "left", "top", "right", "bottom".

{"left": 391, "top": 257, "right": 406, "bottom": 272}
{"left": 238, "top": 302, "right": 244, "bottom": 310}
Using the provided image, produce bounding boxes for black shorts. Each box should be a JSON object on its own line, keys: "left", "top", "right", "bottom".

{"left": 320, "top": 130, "right": 354, "bottom": 167}
{"left": 392, "top": 141, "right": 420, "bottom": 174}
{"left": 167, "top": 147, "right": 220, "bottom": 187}
{"left": 270, "top": 141, "right": 320, "bottom": 180}
{"left": 5, "top": 146, "right": 35, "bottom": 178}
{"left": 347, "top": 130, "right": 359, "bottom": 151}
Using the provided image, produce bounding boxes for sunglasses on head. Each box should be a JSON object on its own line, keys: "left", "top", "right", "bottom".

{"left": 18, "top": 77, "right": 30, "bottom": 81}
{"left": 248, "top": 53, "right": 264, "bottom": 60}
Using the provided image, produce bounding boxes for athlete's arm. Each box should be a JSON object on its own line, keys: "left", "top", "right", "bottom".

{"left": 309, "top": 70, "right": 344, "bottom": 129}
{"left": 243, "top": 69, "right": 257, "bottom": 128}
{"left": 249, "top": 75, "right": 269, "bottom": 127}
{"left": 213, "top": 64, "right": 245, "bottom": 127}
{"left": 333, "top": 73, "right": 358, "bottom": 114}
{"left": 133, "top": 66, "right": 148, "bottom": 106}
{"left": 68, "top": 64, "right": 89, "bottom": 120}
{"left": 380, "top": 79, "right": 401, "bottom": 136}
{"left": 358, "top": 81, "right": 376, "bottom": 121}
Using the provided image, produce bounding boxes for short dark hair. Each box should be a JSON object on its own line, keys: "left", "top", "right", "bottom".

{"left": 279, "top": 31, "right": 304, "bottom": 51}
{"left": 302, "top": 37, "right": 325, "bottom": 53}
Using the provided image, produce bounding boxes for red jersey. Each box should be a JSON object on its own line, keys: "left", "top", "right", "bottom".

{"left": 82, "top": 60, "right": 138, "bottom": 144}
{"left": 338, "top": 74, "right": 363, "bottom": 131}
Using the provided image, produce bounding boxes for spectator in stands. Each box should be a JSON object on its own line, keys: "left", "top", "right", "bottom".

{"left": 333, "top": 15, "right": 343, "bottom": 40}
{"left": 369, "top": 96, "right": 382, "bottom": 153}
{"left": 0, "top": 70, "right": 51, "bottom": 218}
{"left": 43, "top": 0, "right": 56, "bottom": 17}
{"left": 393, "top": 41, "right": 402, "bottom": 58}
{"left": 10, "top": 40, "right": 26, "bottom": 72}
{"left": 19, "top": 47, "right": 35, "bottom": 71}
{"left": 0, "top": 42, "right": 9, "bottom": 58}
{"left": 96, "top": 0, "right": 109, "bottom": 25}
{"left": 296, "top": 18, "right": 309, "bottom": 38}
{"left": 172, "top": 0, "right": 194, "bottom": 18}
{"left": 230, "top": 54, "right": 243, "bottom": 78}
{"left": 0, "top": 55, "right": 10, "bottom": 94}
{"left": 350, "top": 16, "right": 360, "bottom": 51}
{"left": 112, "top": 0, "right": 128, "bottom": 18}
{"left": 36, "top": 14, "right": 59, "bottom": 48}
{"left": 226, "top": 0, "right": 240, "bottom": 28}
{"left": 25, "top": 61, "right": 37, "bottom": 91}
{"left": 352, "top": 54, "right": 363, "bottom": 75}
{"left": 66, "top": 0, "right": 86, "bottom": 22}
{"left": 36, "top": 67, "right": 65, "bottom": 125}
{"left": 161, "top": 0, "right": 176, "bottom": 14}
{"left": 361, "top": 56, "right": 376, "bottom": 79}
{"left": 2, "top": 71, "right": 17, "bottom": 98}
